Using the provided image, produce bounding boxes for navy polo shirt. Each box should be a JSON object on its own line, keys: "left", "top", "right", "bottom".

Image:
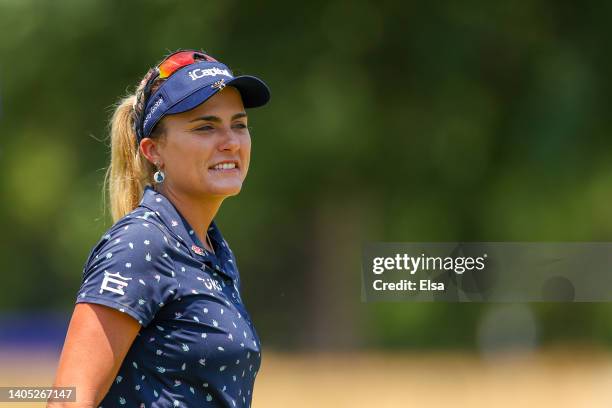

{"left": 75, "top": 185, "right": 262, "bottom": 408}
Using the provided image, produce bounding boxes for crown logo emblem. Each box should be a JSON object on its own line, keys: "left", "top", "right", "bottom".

{"left": 211, "top": 79, "right": 226, "bottom": 90}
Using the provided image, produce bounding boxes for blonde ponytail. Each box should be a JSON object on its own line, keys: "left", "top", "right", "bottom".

{"left": 103, "top": 70, "right": 167, "bottom": 223}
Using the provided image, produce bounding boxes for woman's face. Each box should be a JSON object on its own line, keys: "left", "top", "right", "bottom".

{"left": 147, "top": 86, "right": 251, "bottom": 199}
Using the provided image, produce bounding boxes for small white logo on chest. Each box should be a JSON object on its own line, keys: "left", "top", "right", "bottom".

{"left": 196, "top": 276, "right": 223, "bottom": 292}
{"left": 100, "top": 271, "right": 132, "bottom": 295}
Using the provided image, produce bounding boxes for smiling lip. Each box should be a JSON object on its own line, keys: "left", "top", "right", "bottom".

{"left": 208, "top": 160, "right": 240, "bottom": 171}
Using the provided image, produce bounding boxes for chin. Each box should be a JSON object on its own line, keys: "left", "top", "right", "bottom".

{"left": 207, "top": 184, "right": 243, "bottom": 197}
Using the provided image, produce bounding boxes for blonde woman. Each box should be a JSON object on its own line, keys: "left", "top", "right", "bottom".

{"left": 49, "top": 49, "right": 270, "bottom": 408}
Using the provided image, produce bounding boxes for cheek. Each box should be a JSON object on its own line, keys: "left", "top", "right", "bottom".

{"left": 166, "top": 143, "right": 207, "bottom": 178}
{"left": 240, "top": 144, "right": 251, "bottom": 176}
{"left": 241, "top": 137, "right": 252, "bottom": 170}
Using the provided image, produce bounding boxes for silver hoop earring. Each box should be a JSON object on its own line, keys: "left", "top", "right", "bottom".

{"left": 153, "top": 163, "right": 165, "bottom": 183}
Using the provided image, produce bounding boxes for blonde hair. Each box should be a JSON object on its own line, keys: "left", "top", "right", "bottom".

{"left": 103, "top": 69, "right": 167, "bottom": 223}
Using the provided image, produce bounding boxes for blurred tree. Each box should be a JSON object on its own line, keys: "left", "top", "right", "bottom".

{"left": 1, "top": 0, "right": 612, "bottom": 350}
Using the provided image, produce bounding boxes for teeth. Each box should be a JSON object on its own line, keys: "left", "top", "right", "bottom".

{"left": 212, "top": 162, "right": 236, "bottom": 170}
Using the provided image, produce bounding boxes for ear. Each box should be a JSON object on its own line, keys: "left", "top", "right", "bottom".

{"left": 140, "top": 137, "right": 163, "bottom": 166}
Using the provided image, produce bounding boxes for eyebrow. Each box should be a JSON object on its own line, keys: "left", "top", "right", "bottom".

{"left": 189, "top": 112, "right": 248, "bottom": 123}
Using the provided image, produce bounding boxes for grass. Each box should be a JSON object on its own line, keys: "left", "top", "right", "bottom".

{"left": 1, "top": 347, "right": 609, "bottom": 407}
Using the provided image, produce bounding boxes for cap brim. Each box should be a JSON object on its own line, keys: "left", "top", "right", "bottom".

{"left": 227, "top": 75, "right": 271, "bottom": 108}
{"left": 166, "top": 75, "right": 270, "bottom": 115}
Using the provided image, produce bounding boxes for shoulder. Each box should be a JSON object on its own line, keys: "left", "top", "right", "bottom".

{"left": 95, "top": 207, "right": 171, "bottom": 248}
{"left": 83, "top": 209, "right": 175, "bottom": 275}
{"left": 77, "top": 211, "right": 180, "bottom": 327}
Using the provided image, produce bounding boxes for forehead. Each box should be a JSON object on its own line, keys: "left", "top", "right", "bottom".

{"left": 171, "top": 86, "right": 245, "bottom": 122}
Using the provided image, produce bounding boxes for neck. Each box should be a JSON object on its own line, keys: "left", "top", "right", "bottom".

{"left": 154, "top": 183, "right": 224, "bottom": 251}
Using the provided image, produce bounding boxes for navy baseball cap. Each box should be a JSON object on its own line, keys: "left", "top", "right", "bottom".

{"left": 137, "top": 54, "right": 270, "bottom": 143}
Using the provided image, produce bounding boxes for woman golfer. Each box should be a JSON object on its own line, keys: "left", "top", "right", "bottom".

{"left": 49, "top": 49, "right": 270, "bottom": 408}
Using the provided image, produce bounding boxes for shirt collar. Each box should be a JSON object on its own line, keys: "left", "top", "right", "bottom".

{"left": 137, "top": 185, "right": 236, "bottom": 281}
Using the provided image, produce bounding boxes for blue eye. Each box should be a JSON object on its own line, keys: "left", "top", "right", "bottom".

{"left": 195, "top": 123, "right": 247, "bottom": 132}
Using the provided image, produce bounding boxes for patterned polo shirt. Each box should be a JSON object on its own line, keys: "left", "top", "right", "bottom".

{"left": 75, "top": 185, "right": 261, "bottom": 408}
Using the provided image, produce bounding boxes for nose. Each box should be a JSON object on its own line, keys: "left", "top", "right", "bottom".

{"left": 217, "top": 127, "right": 240, "bottom": 152}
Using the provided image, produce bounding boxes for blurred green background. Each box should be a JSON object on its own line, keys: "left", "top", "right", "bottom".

{"left": 1, "top": 0, "right": 612, "bottom": 355}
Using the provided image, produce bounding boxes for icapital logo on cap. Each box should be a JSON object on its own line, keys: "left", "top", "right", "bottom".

{"left": 188, "top": 67, "right": 232, "bottom": 81}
